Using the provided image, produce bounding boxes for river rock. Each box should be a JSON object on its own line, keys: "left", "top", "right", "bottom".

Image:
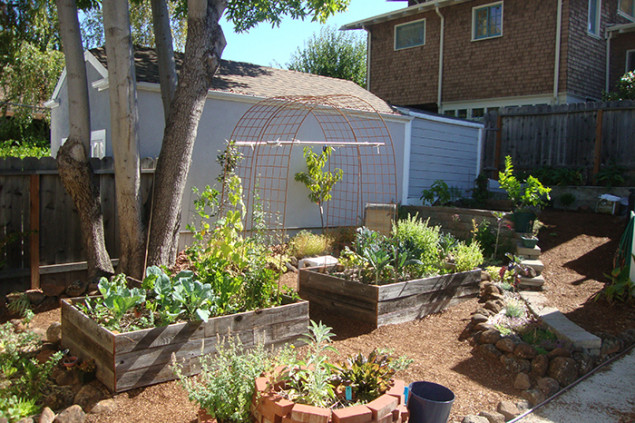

{"left": 484, "top": 300, "right": 503, "bottom": 314}
{"left": 497, "top": 401, "right": 520, "bottom": 420}
{"left": 547, "top": 347, "right": 571, "bottom": 358}
{"left": 478, "top": 410, "right": 505, "bottom": 423}
{"left": 521, "top": 388, "right": 545, "bottom": 407}
{"left": 47, "top": 322, "right": 62, "bottom": 344}
{"left": 462, "top": 416, "right": 488, "bottom": 423}
{"left": 39, "top": 407, "right": 56, "bottom": 423}
{"left": 514, "top": 372, "right": 531, "bottom": 390}
{"left": 53, "top": 405, "right": 85, "bottom": 423}
{"left": 531, "top": 355, "right": 549, "bottom": 378}
{"left": 471, "top": 313, "right": 489, "bottom": 324}
{"left": 65, "top": 280, "right": 88, "bottom": 298}
{"left": 514, "top": 343, "right": 538, "bottom": 359}
{"left": 43, "top": 385, "right": 75, "bottom": 411}
{"left": 477, "top": 343, "right": 502, "bottom": 360}
{"left": 537, "top": 377, "right": 560, "bottom": 397}
{"left": 74, "top": 384, "right": 105, "bottom": 411}
{"left": 600, "top": 336, "right": 622, "bottom": 356}
{"left": 479, "top": 329, "right": 502, "bottom": 344}
{"left": 26, "top": 289, "right": 46, "bottom": 305}
{"left": 573, "top": 351, "right": 594, "bottom": 375}
{"left": 495, "top": 337, "right": 517, "bottom": 353}
{"left": 500, "top": 354, "right": 531, "bottom": 373}
{"left": 548, "top": 357, "right": 578, "bottom": 386}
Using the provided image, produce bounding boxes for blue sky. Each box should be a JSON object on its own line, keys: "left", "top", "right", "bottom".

{"left": 218, "top": 0, "right": 404, "bottom": 68}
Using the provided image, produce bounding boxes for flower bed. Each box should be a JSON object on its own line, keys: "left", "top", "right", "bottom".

{"left": 299, "top": 268, "right": 481, "bottom": 328}
{"left": 61, "top": 296, "right": 308, "bottom": 393}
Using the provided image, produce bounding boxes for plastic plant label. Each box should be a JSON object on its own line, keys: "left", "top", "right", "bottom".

{"left": 345, "top": 386, "right": 352, "bottom": 401}
{"left": 404, "top": 386, "right": 409, "bottom": 403}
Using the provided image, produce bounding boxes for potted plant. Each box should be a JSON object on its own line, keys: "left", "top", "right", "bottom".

{"left": 498, "top": 156, "right": 551, "bottom": 233}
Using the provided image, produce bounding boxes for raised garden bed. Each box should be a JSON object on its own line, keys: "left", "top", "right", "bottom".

{"left": 61, "top": 297, "right": 309, "bottom": 393}
{"left": 298, "top": 268, "right": 481, "bottom": 328}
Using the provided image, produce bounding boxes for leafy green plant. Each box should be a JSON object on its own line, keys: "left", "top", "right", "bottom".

{"left": 471, "top": 219, "right": 496, "bottom": 259}
{"left": 472, "top": 172, "right": 490, "bottom": 205}
{"left": 504, "top": 299, "right": 525, "bottom": 318}
{"left": 523, "top": 166, "right": 584, "bottom": 187}
{"left": 595, "top": 161, "right": 626, "bottom": 187}
{"left": 294, "top": 146, "right": 343, "bottom": 230}
{"left": 420, "top": 180, "right": 462, "bottom": 206}
{"left": 392, "top": 214, "right": 441, "bottom": 274}
{"left": 498, "top": 156, "right": 551, "bottom": 211}
{"left": 98, "top": 275, "right": 146, "bottom": 324}
{"left": 595, "top": 263, "right": 635, "bottom": 304}
{"left": 332, "top": 349, "right": 409, "bottom": 403}
{"left": 289, "top": 230, "right": 333, "bottom": 258}
{"left": 0, "top": 322, "right": 63, "bottom": 421}
{"left": 174, "top": 336, "right": 275, "bottom": 423}
{"left": 279, "top": 321, "right": 337, "bottom": 408}
{"left": 450, "top": 241, "right": 484, "bottom": 272}
{"left": 603, "top": 70, "right": 635, "bottom": 101}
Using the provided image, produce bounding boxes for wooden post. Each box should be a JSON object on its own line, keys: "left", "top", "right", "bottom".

{"left": 593, "top": 108, "right": 604, "bottom": 183}
{"left": 493, "top": 113, "right": 503, "bottom": 179}
{"left": 29, "top": 174, "right": 40, "bottom": 289}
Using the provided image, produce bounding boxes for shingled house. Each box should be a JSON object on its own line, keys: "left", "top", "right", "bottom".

{"left": 342, "top": 0, "right": 635, "bottom": 119}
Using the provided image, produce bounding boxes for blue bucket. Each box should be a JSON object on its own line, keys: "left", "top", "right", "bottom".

{"left": 407, "top": 381, "right": 455, "bottom": 423}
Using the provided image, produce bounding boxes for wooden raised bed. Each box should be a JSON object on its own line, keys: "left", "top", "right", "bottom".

{"left": 61, "top": 298, "right": 309, "bottom": 392}
{"left": 299, "top": 268, "right": 480, "bottom": 327}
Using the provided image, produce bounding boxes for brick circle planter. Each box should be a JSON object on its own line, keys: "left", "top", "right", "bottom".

{"left": 251, "top": 377, "right": 410, "bottom": 423}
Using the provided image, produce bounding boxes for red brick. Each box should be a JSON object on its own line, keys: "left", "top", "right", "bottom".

{"left": 255, "top": 377, "right": 269, "bottom": 393}
{"left": 386, "top": 380, "right": 406, "bottom": 405}
{"left": 272, "top": 399, "right": 295, "bottom": 417}
{"left": 372, "top": 412, "right": 393, "bottom": 423}
{"left": 397, "top": 404, "right": 409, "bottom": 421}
{"left": 282, "top": 417, "right": 304, "bottom": 423}
{"left": 290, "top": 404, "right": 332, "bottom": 423}
{"left": 332, "top": 404, "right": 373, "bottom": 423}
{"left": 366, "top": 395, "right": 398, "bottom": 420}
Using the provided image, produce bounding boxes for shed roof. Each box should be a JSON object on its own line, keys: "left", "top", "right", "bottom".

{"left": 89, "top": 46, "right": 396, "bottom": 115}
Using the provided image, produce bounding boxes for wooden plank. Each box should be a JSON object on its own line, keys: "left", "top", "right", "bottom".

{"left": 376, "top": 292, "right": 477, "bottom": 327}
{"left": 115, "top": 338, "right": 204, "bottom": 373}
{"left": 114, "top": 321, "right": 205, "bottom": 354}
{"left": 377, "top": 270, "right": 480, "bottom": 301}
{"left": 493, "top": 113, "right": 503, "bottom": 178}
{"left": 61, "top": 313, "right": 114, "bottom": 370}
{"left": 61, "top": 299, "right": 115, "bottom": 352}
{"left": 593, "top": 109, "right": 604, "bottom": 181}
{"left": 306, "top": 292, "right": 378, "bottom": 323}
{"left": 40, "top": 259, "right": 120, "bottom": 275}
{"left": 29, "top": 174, "right": 40, "bottom": 288}
{"left": 115, "top": 355, "right": 200, "bottom": 392}
{"left": 62, "top": 332, "right": 116, "bottom": 392}
{"left": 299, "top": 270, "right": 378, "bottom": 303}
{"left": 377, "top": 285, "right": 479, "bottom": 315}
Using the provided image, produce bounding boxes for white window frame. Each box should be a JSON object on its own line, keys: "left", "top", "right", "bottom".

{"left": 627, "top": 49, "right": 635, "bottom": 73}
{"left": 472, "top": 1, "right": 503, "bottom": 41}
{"left": 394, "top": 18, "right": 426, "bottom": 51}
{"left": 587, "top": 0, "right": 601, "bottom": 38}
{"left": 618, "top": 0, "right": 635, "bottom": 21}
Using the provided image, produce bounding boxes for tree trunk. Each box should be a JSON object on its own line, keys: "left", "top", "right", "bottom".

{"left": 150, "top": 0, "right": 177, "bottom": 120}
{"left": 55, "top": 0, "right": 114, "bottom": 280}
{"left": 147, "top": 0, "right": 227, "bottom": 266}
{"left": 102, "top": 0, "right": 146, "bottom": 279}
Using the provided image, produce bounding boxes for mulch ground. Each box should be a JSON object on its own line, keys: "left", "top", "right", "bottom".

{"left": 24, "top": 209, "right": 635, "bottom": 423}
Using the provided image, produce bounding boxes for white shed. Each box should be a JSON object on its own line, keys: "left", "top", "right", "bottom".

{"left": 397, "top": 107, "right": 484, "bottom": 205}
{"left": 47, "top": 47, "right": 410, "bottom": 244}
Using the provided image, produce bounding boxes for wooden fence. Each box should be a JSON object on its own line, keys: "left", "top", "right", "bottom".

{"left": 482, "top": 101, "right": 635, "bottom": 183}
{"left": 0, "top": 157, "right": 155, "bottom": 295}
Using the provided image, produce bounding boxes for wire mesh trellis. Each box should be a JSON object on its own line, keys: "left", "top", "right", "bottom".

{"left": 224, "top": 94, "right": 397, "bottom": 245}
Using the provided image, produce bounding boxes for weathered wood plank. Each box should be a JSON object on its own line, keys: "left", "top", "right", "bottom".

{"left": 377, "top": 270, "right": 480, "bottom": 301}
{"left": 62, "top": 333, "right": 116, "bottom": 391}
{"left": 377, "top": 285, "right": 479, "bottom": 315}
{"left": 116, "top": 355, "right": 201, "bottom": 392}
{"left": 376, "top": 292, "right": 477, "bottom": 327}
{"left": 114, "top": 321, "right": 205, "bottom": 354}
{"left": 304, "top": 290, "right": 377, "bottom": 323}
{"left": 299, "top": 270, "right": 378, "bottom": 303}
{"left": 61, "top": 299, "right": 115, "bottom": 352}
{"left": 115, "top": 338, "right": 204, "bottom": 373}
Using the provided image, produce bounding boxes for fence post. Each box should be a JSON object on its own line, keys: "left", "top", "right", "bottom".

{"left": 29, "top": 174, "right": 40, "bottom": 289}
{"left": 593, "top": 108, "right": 604, "bottom": 182}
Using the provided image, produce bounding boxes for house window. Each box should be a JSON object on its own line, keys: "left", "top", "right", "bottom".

{"left": 395, "top": 19, "right": 426, "bottom": 50}
{"left": 588, "top": 0, "right": 601, "bottom": 36}
{"left": 471, "top": 108, "right": 485, "bottom": 119}
{"left": 627, "top": 50, "right": 635, "bottom": 72}
{"left": 444, "top": 110, "right": 456, "bottom": 117}
{"left": 457, "top": 109, "right": 468, "bottom": 118}
{"left": 618, "top": 0, "right": 635, "bottom": 20}
{"left": 473, "top": 2, "right": 503, "bottom": 41}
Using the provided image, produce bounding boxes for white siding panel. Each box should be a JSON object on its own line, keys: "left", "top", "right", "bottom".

{"left": 407, "top": 116, "right": 481, "bottom": 204}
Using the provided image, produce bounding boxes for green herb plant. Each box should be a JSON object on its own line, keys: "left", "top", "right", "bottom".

{"left": 294, "top": 146, "right": 343, "bottom": 230}
{"left": 498, "top": 156, "right": 551, "bottom": 211}
{"left": 420, "top": 179, "right": 462, "bottom": 206}
{"left": 595, "top": 262, "right": 635, "bottom": 304}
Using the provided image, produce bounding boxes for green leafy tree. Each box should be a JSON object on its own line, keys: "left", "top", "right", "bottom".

{"left": 295, "top": 146, "right": 344, "bottom": 230}
{"left": 287, "top": 25, "right": 366, "bottom": 87}
{"left": 603, "top": 71, "right": 635, "bottom": 101}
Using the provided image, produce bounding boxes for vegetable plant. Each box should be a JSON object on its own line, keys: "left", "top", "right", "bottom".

{"left": 498, "top": 156, "right": 551, "bottom": 211}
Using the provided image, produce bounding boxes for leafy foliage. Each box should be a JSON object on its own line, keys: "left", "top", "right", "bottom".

{"left": 0, "top": 322, "right": 63, "bottom": 421}
{"left": 174, "top": 336, "right": 276, "bottom": 423}
{"left": 595, "top": 263, "right": 635, "bottom": 304}
{"left": 498, "top": 156, "right": 551, "bottom": 211}
{"left": 289, "top": 230, "right": 333, "bottom": 259}
{"left": 294, "top": 146, "right": 343, "bottom": 229}
{"left": 420, "top": 180, "right": 463, "bottom": 206}
{"left": 287, "top": 26, "right": 367, "bottom": 87}
{"left": 450, "top": 241, "right": 484, "bottom": 272}
{"left": 595, "top": 161, "right": 626, "bottom": 187}
{"left": 603, "top": 71, "right": 635, "bottom": 101}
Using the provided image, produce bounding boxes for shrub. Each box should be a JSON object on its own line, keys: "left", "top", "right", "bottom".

{"left": 559, "top": 193, "right": 576, "bottom": 208}
{"left": 392, "top": 215, "right": 441, "bottom": 272}
{"left": 451, "top": 241, "right": 484, "bottom": 272}
{"left": 289, "top": 231, "right": 333, "bottom": 259}
{"left": 174, "top": 336, "right": 275, "bottom": 423}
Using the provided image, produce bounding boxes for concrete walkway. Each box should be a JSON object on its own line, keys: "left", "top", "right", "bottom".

{"left": 517, "top": 347, "right": 635, "bottom": 423}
